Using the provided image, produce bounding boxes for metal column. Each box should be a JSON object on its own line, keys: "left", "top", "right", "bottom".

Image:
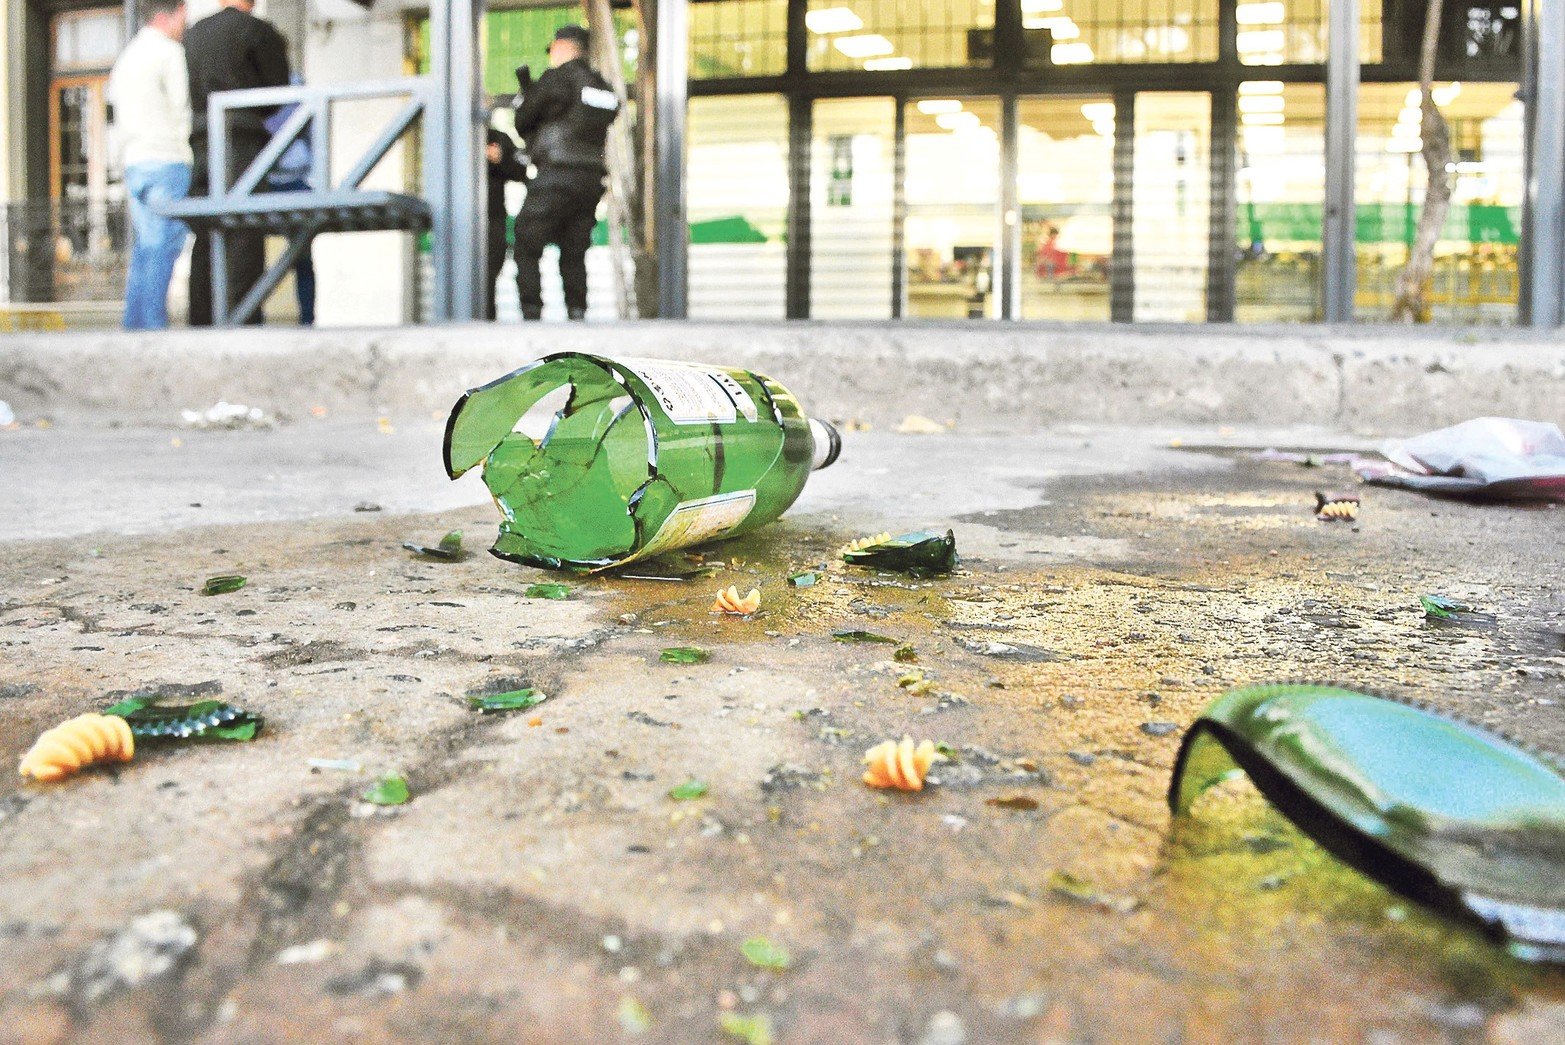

{"left": 785, "top": 95, "right": 812, "bottom": 319}
{"left": 1520, "top": 0, "right": 1565, "bottom": 327}
{"left": 427, "top": 0, "right": 486, "bottom": 322}
{"left": 999, "top": 93, "right": 1020, "bottom": 320}
{"left": 1109, "top": 89, "right": 1136, "bottom": 323}
{"left": 1322, "top": 0, "right": 1360, "bottom": 324}
{"left": 655, "top": 0, "right": 690, "bottom": 318}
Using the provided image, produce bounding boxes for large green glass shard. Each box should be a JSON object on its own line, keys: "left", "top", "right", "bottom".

{"left": 201, "top": 575, "right": 247, "bottom": 596}
{"left": 1170, "top": 683, "right": 1565, "bottom": 963}
{"left": 102, "top": 695, "right": 263, "bottom": 742}
{"left": 467, "top": 688, "right": 547, "bottom": 713}
{"left": 444, "top": 354, "right": 829, "bottom": 573}
{"left": 841, "top": 529, "right": 957, "bottom": 575}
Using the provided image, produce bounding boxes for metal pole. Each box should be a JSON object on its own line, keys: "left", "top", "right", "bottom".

{"left": 1206, "top": 88, "right": 1238, "bottom": 322}
{"left": 447, "top": 0, "right": 486, "bottom": 322}
{"left": 654, "top": 0, "right": 689, "bottom": 318}
{"left": 427, "top": 2, "right": 453, "bottom": 320}
{"left": 891, "top": 97, "right": 906, "bottom": 319}
{"left": 785, "top": 94, "right": 812, "bottom": 319}
{"left": 1520, "top": 0, "right": 1564, "bottom": 327}
{"left": 1322, "top": 0, "right": 1360, "bottom": 324}
{"left": 1109, "top": 89, "right": 1135, "bottom": 323}
{"left": 999, "top": 92, "right": 1019, "bottom": 320}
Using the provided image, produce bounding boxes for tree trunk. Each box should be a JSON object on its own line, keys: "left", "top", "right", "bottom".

{"left": 584, "top": 0, "right": 637, "bottom": 318}
{"left": 1390, "top": 0, "right": 1454, "bottom": 322}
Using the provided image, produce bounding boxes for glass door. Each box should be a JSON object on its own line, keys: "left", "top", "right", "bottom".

{"left": 1131, "top": 91, "right": 1211, "bottom": 322}
{"left": 810, "top": 97, "right": 896, "bottom": 318}
{"left": 1017, "top": 95, "right": 1116, "bottom": 321}
{"left": 903, "top": 96, "right": 1001, "bottom": 319}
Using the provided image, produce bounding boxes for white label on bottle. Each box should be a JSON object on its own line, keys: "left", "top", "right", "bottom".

{"left": 619, "top": 359, "right": 760, "bottom": 425}
{"left": 615, "top": 489, "right": 757, "bottom": 567}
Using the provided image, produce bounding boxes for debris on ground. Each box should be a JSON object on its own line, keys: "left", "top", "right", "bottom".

{"left": 832, "top": 629, "right": 899, "bottom": 644}
{"left": 352, "top": 501, "right": 382, "bottom": 513}
{"left": 1314, "top": 490, "right": 1361, "bottom": 522}
{"left": 200, "top": 574, "right": 247, "bottom": 596}
{"left": 1255, "top": 448, "right": 1366, "bottom": 467}
{"left": 307, "top": 758, "right": 361, "bottom": 772}
{"left": 897, "top": 414, "right": 950, "bottom": 435}
{"left": 739, "top": 936, "right": 791, "bottom": 970}
{"left": 1046, "top": 870, "right": 1141, "bottom": 914}
{"left": 361, "top": 775, "right": 411, "bottom": 806}
{"left": 863, "top": 737, "right": 945, "bottom": 791}
{"left": 668, "top": 779, "right": 709, "bottom": 801}
{"left": 58, "top": 910, "right": 198, "bottom": 1005}
{"left": 719, "top": 1011, "right": 773, "bottom": 1045}
{"left": 660, "top": 647, "right": 710, "bottom": 664}
{"left": 986, "top": 795, "right": 1041, "bottom": 811}
{"left": 275, "top": 939, "right": 337, "bottom": 965}
{"left": 180, "top": 401, "right": 274, "bottom": 430}
{"left": 1354, "top": 417, "right": 1565, "bottom": 500}
{"left": 467, "top": 687, "right": 547, "bottom": 713}
{"left": 1419, "top": 594, "right": 1495, "bottom": 626}
{"left": 843, "top": 529, "right": 958, "bottom": 575}
{"left": 786, "top": 571, "right": 818, "bottom": 588}
{"left": 18, "top": 713, "right": 134, "bottom": 781}
{"left": 618, "top": 995, "right": 652, "bottom": 1034}
{"left": 842, "top": 532, "right": 892, "bottom": 555}
{"left": 524, "top": 582, "right": 571, "bottom": 600}
{"left": 712, "top": 586, "right": 761, "bottom": 615}
{"left": 894, "top": 643, "right": 918, "bottom": 662}
{"left": 0, "top": 400, "right": 15, "bottom": 429}
{"left": 103, "top": 694, "right": 263, "bottom": 741}
{"left": 402, "top": 531, "right": 464, "bottom": 561}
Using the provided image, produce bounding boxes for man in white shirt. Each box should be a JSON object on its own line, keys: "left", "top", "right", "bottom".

{"left": 108, "top": 0, "right": 192, "bottom": 330}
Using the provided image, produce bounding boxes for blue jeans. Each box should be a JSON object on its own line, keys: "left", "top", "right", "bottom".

{"left": 123, "top": 161, "right": 192, "bottom": 330}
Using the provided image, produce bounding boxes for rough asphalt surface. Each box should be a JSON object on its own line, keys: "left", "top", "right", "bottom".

{"left": 2, "top": 416, "right": 1564, "bottom": 1043}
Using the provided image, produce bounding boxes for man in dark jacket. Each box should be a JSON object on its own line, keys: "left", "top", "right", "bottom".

{"left": 485, "top": 127, "right": 530, "bottom": 320}
{"left": 511, "top": 25, "right": 619, "bottom": 321}
{"left": 184, "top": 0, "right": 290, "bottom": 326}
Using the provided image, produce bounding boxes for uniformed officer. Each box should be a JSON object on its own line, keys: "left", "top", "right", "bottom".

{"left": 511, "top": 25, "right": 620, "bottom": 321}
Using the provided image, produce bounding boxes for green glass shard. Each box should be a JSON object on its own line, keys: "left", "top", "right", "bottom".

{"left": 617, "top": 996, "right": 652, "bottom": 1035}
{"left": 718, "top": 1012, "right": 773, "bottom": 1045}
{"left": 739, "top": 936, "right": 791, "bottom": 970}
{"left": 404, "top": 532, "right": 464, "bottom": 561}
{"left": 102, "top": 695, "right": 262, "bottom": 742}
{"left": 524, "top": 583, "right": 572, "bottom": 600}
{"left": 786, "top": 572, "right": 818, "bottom": 588}
{"left": 362, "top": 775, "right": 411, "bottom": 806}
{"left": 201, "top": 575, "right": 246, "bottom": 596}
{"left": 893, "top": 644, "right": 918, "bottom": 663}
{"left": 841, "top": 529, "right": 957, "bottom": 575}
{"left": 660, "top": 647, "right": 710, "bottom": 664}
{"left": 1170, "top": 683, "right": 1565, "bottom": 963}
{"left": 467, "top": 688, "right": 547, "bottom": 713}
{"left": 832, "top": 630, "right": 899, "bottom": 644}
{"left": 667, "top": 779, "right": 709, "bottom": 801}
{"left": 1421, "top": 594, "right": 1476, "bottom": 620}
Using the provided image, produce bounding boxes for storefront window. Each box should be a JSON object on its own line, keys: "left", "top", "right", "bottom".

{"left": 692, "top": 0, "right": 788, "bottom": 78}
{"left": 807, "top": 1, "right": 995, "bottom": 72}
{"left": 811, "top": 98, "right": 896, "bottom": 318}
{"left": 1235, "top": 0, "right": 1383, "bottom": 65}
{"left": 1235, "top": 82, "right": 1325, "bottom": 322}
{"left": 1354, "top": 81, "right": 1523, "bottom": 324}
{"left": 688, "top": 96, "right": 790, "bottom": 318}
{"left": 904, "top": 98, "right": 1001, "bottom": 318}
{"left": 1018, "top": 96, "right": 1114, "bottom": 321}
{"left": 1052, "top": 0, "right": 1220, "bottom": 66}
{"left": 1132, "top": 92, "right": 1211, "bottom": 322}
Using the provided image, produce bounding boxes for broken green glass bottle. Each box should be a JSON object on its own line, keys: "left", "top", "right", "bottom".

{"left": 444, "top": 354, "right": 841, "bottom": 571}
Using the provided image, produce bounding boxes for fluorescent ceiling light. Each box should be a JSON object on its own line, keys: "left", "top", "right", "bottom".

{"left": 1238, "top": 94, "right": 1285, "bottom": 113}
{"left": 1386, "top": 137, "right": 1422, "bottom": 153}
{"left": 1051, "top": 42, "right": 1095, "bottom": 64}
{"left": 864, "top": 56, "right": 913, "bottom": 70}
{"left": 1239, "top": 80, "right": 1285, "bottom": 95}
{"left": 1432, "top": 81, "right": 1462, "bottom": 106}
{"left": 916, "top": 99, "right": 964, "bottom": 115}
{"left": 834, "top": 33, "right": 894, "bottom": 59}
{"left": 1030, "top": 16, "right": 1080, "bottom": 39}
{"left": 1080, "top": 102, "right": 1115, "bottom": 123}
{"left": 1240, "top": 112, "right": 1285, "bottom": 125}
{"left": 935, "top": 111, "right": 981, "bottom": 131}
{"left": 1235, "top": 2, "right": 1285, "bottom": 24}
{"left": 805, "top": 7, "right": 864, "bottom": 35}
{"left": 1091, "top": 119, "right": 1116, "bottom": 137}
{"left": 1021, "top": 0, "right": 1063, "bottom": 13}
{"left": 1237, "top": 30, "right": 1286, "bottom": 52}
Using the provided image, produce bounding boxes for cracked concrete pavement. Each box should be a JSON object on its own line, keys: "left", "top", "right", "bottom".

{"left": 2, "top": 411, "right": 1565, "bottom": 1043}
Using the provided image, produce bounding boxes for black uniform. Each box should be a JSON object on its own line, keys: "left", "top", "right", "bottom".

{"left": 184, "top": 6, "right": 290, "bottom": 326}
{"left": 485, "top": 128, "right": 530, "bottom": 320}
{"left": 512, "top": 57, "right": 619, "bottom": 320}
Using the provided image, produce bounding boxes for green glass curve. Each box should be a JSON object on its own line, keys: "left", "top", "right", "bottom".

{"left": 1170, "top": 683, "right": 1565, "bottom": 963}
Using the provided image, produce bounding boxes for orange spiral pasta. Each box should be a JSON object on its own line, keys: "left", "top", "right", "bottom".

{"left": 712, "top": 586, "right": 761, "bottom": 615}
{"left": 862, "top": 736, "right": 944, "bottom": 792}
{"left": 18, "top": 713, "right": 135, "bottom": 782}
{"left": 1314, "top": 491, "right": 1360, "bottom": 522}
{"left": 841, "top": 532, "right": 891, "bottom": 556}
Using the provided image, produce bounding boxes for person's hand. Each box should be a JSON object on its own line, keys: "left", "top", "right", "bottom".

{"left": 487, "top": 142, "right": 501, "bottom": 164}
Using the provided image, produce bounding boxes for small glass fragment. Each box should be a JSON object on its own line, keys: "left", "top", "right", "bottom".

{"left": 1421, "top": 594, "right": 1476, "bottom": 620}
{"left": 467, "top": 688, "right": 547, "bottom": 713}
{"left": 17, "top": 713, "right": 134, "bottom": 782}
{"left": 786, "top": 572, "right": 818, "bottom": 588}
{"left": 1046, "top": 870, "right": 1139, "bottom": 913}
{"left": 660, "top": 647, "right": 710, "bottom": 665}
{"left": 832, "top": 630, "right": 899, "bottom": 644}
{"left": 739, "top": 936, "right": 791, "bottom": 970}
{"left": 713, "top": 586, "right": 761, "bottom": 615}
{"left": 524, "top": 583, "right": 572, "bottom": 600}
{"left": 862, "top": 737, "right": 944, "bottom": 791}
{"left": 201, "top": 574, "right": 247, "bottom": 596}
{"left": 102, "top": 695, "right": 263, "bottom": 742}
{"left": 307, "top": 758, "right": 361, "bottom": 772}
{"left": 618, "top": 996, "right": 652, "bottom": 1035}
{"left": 893, "top": 644, "right": 918, "bottom": 663}
{"left": 986, "top": 795, "right": 1040, "bottom": 811}
{"left": 362, "top": 775, "right": 410, "bottom": 806}
{"left": 668, "top": 779, "right": 709, "bottom": 801}
{"left": 403, "top": 531, "right": 464, "bottom": 561}
{"left": 719, "top": 1012, "right": 773, "bottom": 1045}
{"left": 842, "top": 529, "right": 958, "bottom": 575}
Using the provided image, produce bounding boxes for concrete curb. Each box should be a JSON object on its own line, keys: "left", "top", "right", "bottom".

{"left": 3, "top": 321, "right": 1563, "bottom": 433}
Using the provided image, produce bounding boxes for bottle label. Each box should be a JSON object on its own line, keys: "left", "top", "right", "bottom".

{"left": 619, "top": 359, "right": 760, "bottom": 426}
{"left": 617, "top": 490, "right": 757, "bottom": 566}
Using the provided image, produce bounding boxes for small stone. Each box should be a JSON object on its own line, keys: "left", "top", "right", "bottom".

{"left": 921, "top": 1010, "right": 967, "bottom": 1045}
{"left": 1140, "top": 722, "right": 1179, "bottom": 737}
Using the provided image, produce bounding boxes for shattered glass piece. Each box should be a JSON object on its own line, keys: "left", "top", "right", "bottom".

{"left": 1046, "top": 870, "right": 1140, "bottom": 913}
{"left": 443, "top": 354, "right": 838, "bottom": 572}
{"left": 200, "top": 575, "right": 246, "bottom": 596}
{"left": 719, "top": 1012, "right": 773, "bottom": 1045}
{"left": 660, "top": 647, "right": 710, "bottom": 665}
{"left": 1170, "top": 683, "right": 1565, "bottom": 963}
{"left": 101, "top": 695, "right": 262, "bottom": 742}
{"left": 986, "top": 795, "right": 1040, "bottom": 811}
{"left": 1421, "top": 594, "right": 1476, "bottom": 621}
{"left": 361, "top": 775, "right": 411, "bottom": 806}
{"left": 467, "top": 688, "right": 547, "bottom": 713}
{"left": 739, "top": 936, "right": 791, "bottom": 970}
{"left": 307, "top": 758, "right": 361, "bottom": 772}
{"left": 893, "top": 644, "right": 918, "bottom": 663}
{"left": 403, "top": 532, "right": 464, "bottom": 561}
{"left": 786, "top": 571, "right": 818, "bottom": 588}
{"left": 842, "top": 529, "right": 958, "bottom": 575}
{"left": 831, "top": 630, "right": 899, "bottom": 644}
{"left": 524, "top": 583, "right": 572, "bottom": 600}
{"left": 667, "top": 779, "right": 709, "bottom": 801}
{"left": 618, "top": 996, "right": 652, "bottom": 1034}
